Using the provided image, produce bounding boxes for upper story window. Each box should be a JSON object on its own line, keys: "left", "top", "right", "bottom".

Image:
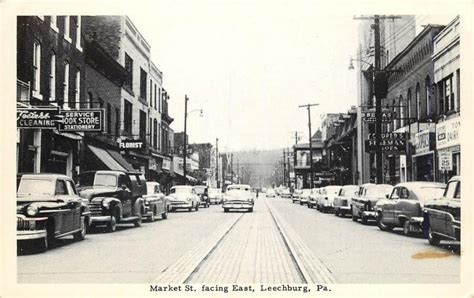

{"left": 64, "top": 16, "right": 72, "bottom": 43}
{"left": 87, "top": 92, "right": 93, "bottom": 109}
{"left": 123, "top": 99, "right": 133, "bottom": 134}
{"left": 154, "top": 84, "right": 157, "bottom": 110}
{"left": 50, "top": 16, "right": 58, "bottom": 32}
{"left": 32, "top": 41, "right": 42, "bottom": 99}
{"left": 124, "top": 53, "right": 133, "bottom": 91}
{"left": 74, "top": 70, "right": 81, "bottom": 109}
{"left": 140, "top": 68, "right": 147, "bottom": 100}
{"left": 63, "top": 62, "right": 69, "bottom": 107}
{"left": 49, "top": 52, "right": 56, "bottom": 101}
{"left": 75, "top": 16, "right": 82, "bottom": 51}
{"left": 415, "top": 83, "right": 421, "bottom": 121}
{"left": 149, "top": 79, "right": 153, "bottom": 107}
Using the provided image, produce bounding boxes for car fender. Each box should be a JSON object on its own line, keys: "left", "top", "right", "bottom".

{"left": 133, "top": 197, "right": 145, "bottom": 215}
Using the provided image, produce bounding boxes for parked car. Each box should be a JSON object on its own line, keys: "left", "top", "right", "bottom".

{"left": 333, "top": 185, "right": 359, "bottom": 217}
{"left": 316, "top": 185, "right": 342, "bottom": 213}
{"left": 193, "top": 185, "right": 210, "bottom": 208}
{"left": 351, "top": 183, "right": 393, "bottom": 224}
{"left": 208, "top": 188, "right": 223, "bottom": 204}
{"left": 77, "top": 170, "right": 146, "bottom": 232}
{"left": 300, "top": 189, "right": 311, "bottom": 205}
{"left": 307, "top": 188, "right": 321, "bottom": 208}
{"left": 424, "top": 176, "right": 460, "bottom": 245}
{"left": 17, "top": 173, "right": 90, "bottom": 252}
{"left": 222, "top": 184, "right": 254, "bottom": 212}
{"left": 291, "top": 189, "right": 303, "bottom": 204}
{"left": 166, "top": 185, "right": 200, "bottom": 212}
{"left": 375, "top": 181, "right": 446, "bottom": 236}
{"left": 280, "top": 187, "right": 292, "bottom": 198}
{"left": 143, "top": 182, "right": 169, "bottom": 221}
{"left": 266, "top": 188, "right": 276, "bottom": 198}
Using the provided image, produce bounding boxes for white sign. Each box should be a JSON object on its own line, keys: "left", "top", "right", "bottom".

{"left": 162, "top": 159, "right": 171, "bottom": 170}
{"left": 436, "top": 116, "right": 460, "bottom": 150}
{"left": 438, "top": 150, "right": 452, "bottom": 171}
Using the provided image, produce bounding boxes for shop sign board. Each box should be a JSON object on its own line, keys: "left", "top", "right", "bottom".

{"left": 118, "top": 139, "right": 145, "bottom": 151}
{"left": 365, "top": 132, "right": 407, "bottom": 153}
{"left": 57, "top": 109, "right": 104, "bottom": 132}
{"left": 414, "top": 130, "right": 434, "bottom": 155}
{"left": 436, "top": 116, "right": 460, "bottom": 150}
{"left": 149, "top": 158, "right": 157, "bottom": 171}
{"left": 438, "top": 150, "right": 452, "bottom": 171}
{"left": 363, "top": 111, "right": 394, "bottom": 123}
{"left": 162, "top": 158, "right": 171, "bottom": 170}
{"left": 17, "top": 107, "right": 60, "bottom": 129}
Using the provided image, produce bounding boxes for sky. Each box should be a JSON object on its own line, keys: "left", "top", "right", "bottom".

{"left": 129, "top": 2, "right": 457, "bottom": 152}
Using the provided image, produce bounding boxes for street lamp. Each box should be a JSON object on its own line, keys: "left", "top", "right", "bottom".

{"left": 183, "top": 94, "right": 203, "bottom": 185}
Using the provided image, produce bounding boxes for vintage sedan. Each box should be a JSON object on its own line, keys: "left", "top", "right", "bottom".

{"left": 351, "top": 184, "right": 393, "bottom": 224}
{"left": 333, "top": 185, "right": 359, "bottom": 217}
{"left": 143, "top": 182, "right": 169, "bottom": 221}
{"left": 375, "top": 181, "right": 446, "bottom": 236}
{"left": 291, "top": 189, "right": 303, "bottom": 204}
{"left": 299, "top": 189, "right": 311, "bottom": 205}
{"left": 266, "top": 188, "right": 276, "bottom": 198}
{"left": 17, "top": 173, "right": 90, "bottom": 252}
{"left": 222, "top": 184, "right": 254, "bottom": 212}
{"left": 280, "top": 187, "right": 292, "bottom": 199}
{"left": 424, "top": 176, "right": 460, "bottom": 245}
{"left": 208, "top": 188, "right": 223, "bottom": 204}
{"left": 193, "top": 185, "right": 210, "bottom": 208}
{"left": 166, "top": 185, "right": 200, "bottom": 212}
{"left": 316, "top": 185, "right": 342, "bottom": 213}
{"left": 307, "top": 188, "right": 321, "bottom": 208}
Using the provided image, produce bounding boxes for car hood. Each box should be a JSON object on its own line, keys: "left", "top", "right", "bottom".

{"left": 167, "top": 193, "right": 192, "bottom": 201}
{"left": 78, "top": 187, "right": 119, "bottom": 200}
{"left": 16, "top": 199, "right": 69, "bottom": 215}
{"left": 224, "top": 193, "right": 253, "bottom": 201}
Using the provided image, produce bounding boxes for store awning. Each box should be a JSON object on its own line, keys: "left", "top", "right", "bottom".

{"left": 106, "top": 149, "right": 136, "bottom": 171}
{"left": 174, "top": 169, "right": 198, "bottom": 182}
{"left": 88, "top": 145, "right": 126, "bottom": 171}
{"left": 54, "top": 131, "right": 83, "bottom": 140}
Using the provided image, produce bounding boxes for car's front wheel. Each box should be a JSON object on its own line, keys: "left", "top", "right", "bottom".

{"left": 106, "top": 215, "right": 117, "bottom": 233}
{"left": 403, "top": 220, "right": 412, "bottom": 236}
{"left": 73, "top": 217, "right": 87, "bottom": 241}
{"left": 376, "top": 213, "right": 393, "bottom": 231}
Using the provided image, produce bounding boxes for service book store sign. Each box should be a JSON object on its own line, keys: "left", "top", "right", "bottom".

{"left": 17, "top": 107, "right": 104, "bottom": 132}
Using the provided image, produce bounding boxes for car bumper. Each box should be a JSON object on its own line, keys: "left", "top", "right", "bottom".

{"left": 90, "top": 215, "right": 112, "bottom": 223}
{"left": 362, "top": 211, "right": 377, "bottom": 218}
{"left": 223, "top": 202, "right": 254, "bottom": 209}
{"left": 170, "top": 202, "right": 193, "bottom": 209}
{"left": 17, "top": 230, "right": 47, "bottom": 240}
{"left": 337, "top": 206, "right": 351, "bottom": 211}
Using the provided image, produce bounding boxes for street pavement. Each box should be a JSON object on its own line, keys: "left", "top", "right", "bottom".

{"left": 17, "top": 195, "right": 460, "bottom": 284}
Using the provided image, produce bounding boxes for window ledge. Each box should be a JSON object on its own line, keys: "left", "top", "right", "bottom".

{"left": 76, "top": 44, "right": 83, "bottom": 52}
{"left": 64, "top": 35, "right": 72, "bottom": 44}
{"left": 51, "top": 24, "right": 59, "bottom": 33}
{"left": 32, "top": 92, "right": 43, "bottom": 100}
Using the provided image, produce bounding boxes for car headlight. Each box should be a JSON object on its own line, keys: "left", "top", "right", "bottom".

{"left": 247, "top": 198, "right": 253, "bottom": 202}
{"left": 187, "top": 198, "right": 191, "bottom": 202}
{"left": 102, "top": 200, "right": 110, "bottom": 208}
{"left": 26, "top": 205, "right": 39, "bottom": 216}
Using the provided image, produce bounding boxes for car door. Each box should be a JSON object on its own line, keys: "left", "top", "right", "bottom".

{"left": 383, "top": 187, "right": 399, "bottom": 223}
{"left": 54, "top": 178, "right": 72, "bottom": 234}
{"left": 154, "top": 184, "right": 164, "bottom": 214}
{"left": 65, "top": 179, "right": 82, "bottom": 231}
{"left": 118, "top": 174, "right": 133, "bottom": 217}
{"left": 438, "top": 180, "right": 459, "bottom": 237}
{"left": 393, "top": 187, "right": 414, "bottom": 226}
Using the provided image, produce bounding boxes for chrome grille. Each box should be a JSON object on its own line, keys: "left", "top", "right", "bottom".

{"left": 17, "top": 217, "right": 31, "bottom": 230}
{"left": 88, "top": 201, "right": 103, "bottom": 216}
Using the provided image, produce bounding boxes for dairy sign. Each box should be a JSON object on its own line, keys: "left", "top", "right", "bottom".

{"left": 17, "top": 108, "right": 59, "bottom": 129}
{"left": 436, "top": 116, "right": 460, "bottom": 150}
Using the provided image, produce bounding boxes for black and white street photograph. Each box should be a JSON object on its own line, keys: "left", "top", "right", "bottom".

{"left": 2, "top": 0, "right": 473, "bottom": 297}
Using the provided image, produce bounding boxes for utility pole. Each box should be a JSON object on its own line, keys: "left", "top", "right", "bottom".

{"left": 282, "top": 149, "right": 286, "bottom": 187}
{"left": 287, "top": 148, "right": 291, "bottom": 188}
{"left": 230, "top": 153, "right": 234, "bottom": 182}
{"left": 299, "top": 103, "right": 319, "bottom": 188}
{"left": 183, "top": 95, "right": 189, "bottom": 184}
{"left": 216, "top": 138, "right": 219, "bottom": 188}
{"left": 354, "top": 15, "right": 401, "bottom": 184}
{"left": 291, "top": 131, "right": 302, "bottom": 145}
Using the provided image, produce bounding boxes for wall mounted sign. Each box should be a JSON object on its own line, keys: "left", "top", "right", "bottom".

{"left": 17, "top": 108, "right": 60, "bottom": 129}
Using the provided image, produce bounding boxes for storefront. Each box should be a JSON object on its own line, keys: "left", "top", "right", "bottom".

{"left": 412, "top": 128, "right": 436, "bottom": 181}
{"left": 436, "top": 115, "right": 461, "bottom": 182}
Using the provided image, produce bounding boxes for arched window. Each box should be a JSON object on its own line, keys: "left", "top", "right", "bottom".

{"left": 399, "top": 95, "right": 404, "bottom": 127}
{"left": 33, "top": 41, "right": 42, "bottom": 98}
{"left": 153, "top": 119, "right": 158, "bottom": 148}
{"left": 415, "top": 83, "right": 421, "bottom": 120}
{"left": 407, "top": 89, "right": 412, "bottom": 123}
{"left": 50, "top": 52, "right": 56, "bottom": 101}
{"left": 63, "top": 62, "right": 69, "bottom": 107}
{"left": 425, "top": 75, "right": 431, "bottom": 118}
{"left": 75, "top": 69, "right": 81, "bottom": 109}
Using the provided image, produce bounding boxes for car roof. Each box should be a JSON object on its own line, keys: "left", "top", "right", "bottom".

{"left": 21, "top": 173, "right": 72, "bottom": 180}
{"left": 449, "top": 176, "right": 460, "bottom": 182}
{"left": 394, "top": 181, "right": 446, "bottom": 188}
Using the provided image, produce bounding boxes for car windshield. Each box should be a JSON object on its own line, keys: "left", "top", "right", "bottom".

{"left": 340, "top": 186, "right": 359, "bottom": 196}
{"left": 326, "top": 186, "right": 341, "bottom": 194}
{"left": 17, "top": 178, "right": 54, "bottom": 196}
{"left": 294, "top": 189, "right": 303, "bottom": 194}
{"left": 146, "top": 183, "right": 160, "bottom": 195}
{"left": 171, "top": 187, "right": 192, "bottom": 194}
{"left": 228, "top": 189, "right": 250, "bottom": 196}
{"left": 193, "top": 187, "right": 206, "bottom": 194}
{"left": 208, "top": 188, "right": 220, "bottom": 194}
{"left": 94, "top": 174, "right": 117, "bottom": 187}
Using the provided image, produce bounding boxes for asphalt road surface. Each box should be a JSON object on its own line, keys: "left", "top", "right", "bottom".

{"left": 17, "top": 195, "right": 460, "bottom": 284}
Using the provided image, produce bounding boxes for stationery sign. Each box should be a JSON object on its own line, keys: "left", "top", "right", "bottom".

{"left": 57, "top": 109, "right": 104, "bottom": 132}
